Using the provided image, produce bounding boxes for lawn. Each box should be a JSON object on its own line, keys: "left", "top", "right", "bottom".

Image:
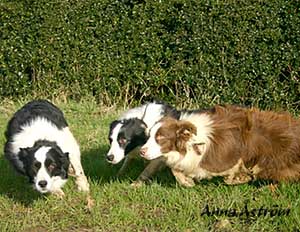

{"left": 0, "top": 100, "right": 299, "bottom": 232}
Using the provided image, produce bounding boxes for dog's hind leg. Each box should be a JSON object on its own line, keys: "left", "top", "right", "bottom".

{"left": 224, "top": 159, "right": 252, "bottom": 185}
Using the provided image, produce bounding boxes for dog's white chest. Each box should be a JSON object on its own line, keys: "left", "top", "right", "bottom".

{"left": 165, "top": 145, "right": 213, "bottom": 181}
{"left": 166, "top": 148, "right": 209, "bottom": 179}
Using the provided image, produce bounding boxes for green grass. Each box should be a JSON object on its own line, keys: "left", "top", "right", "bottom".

{"left": 0, "top": 100, "right": 300, "bottom": 232}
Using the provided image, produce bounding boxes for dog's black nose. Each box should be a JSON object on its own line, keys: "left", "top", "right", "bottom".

{"left": 38, "top": 180, "right": 47, "bottom": 188}
{"left": 107, "top": 154, "right": 114, "bottom": 162}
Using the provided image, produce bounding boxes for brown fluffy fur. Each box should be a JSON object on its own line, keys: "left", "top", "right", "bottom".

{"left": 155, "top": 105, "right": 300, "bottom": 183}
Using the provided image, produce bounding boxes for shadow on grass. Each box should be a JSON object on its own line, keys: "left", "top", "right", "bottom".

{"left": 0, "top": 144, "right": 174, "bottom": 206}
{"left": 0, "top": 142, "right": 273, "bottom": 206}
{"left": 81, "top": 145, "right": 275, "bottom": 189}
{"left": 81, "top": 144, "right": 177, "bottom": 187}
{"left": 250, "top": 179, "right": 274, "bottom": 187}
{"left": 196, "top": 176, "right": 274, "bottom": 189}
{"left": 0, "top": 156, "right": 43, "bottom": 205}
{"left": 81, "top": 145, "right": 120, "bottom": 183}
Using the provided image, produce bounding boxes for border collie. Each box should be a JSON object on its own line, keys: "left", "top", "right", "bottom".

{"left": 140, "top": 104, "right": 300, "bottom": 187}
{"left": 4, "top": 100, "right": 90, "bottom": 196}
{"left": 106, "top": 100, "right": 180, "bottom": 185}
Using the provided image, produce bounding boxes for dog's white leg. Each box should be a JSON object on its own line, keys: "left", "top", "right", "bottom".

{"left": 62, "top": 128, "right": 90, "bottom": 192}
{"left": 49, "top": 177, "right": 68, "bottom": 197}
{"left": 68, "top": 150, "right": 90, "bottom": 192}
{"left": 66, "top": 154, "right": 94, "bottom": 209}
{"left": 68, "top": 150, "right": 94, "bottom": 209}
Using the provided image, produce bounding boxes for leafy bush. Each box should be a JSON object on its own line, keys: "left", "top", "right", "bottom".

{"left": 1, "top": 0, "right": 299, "bottom": 109}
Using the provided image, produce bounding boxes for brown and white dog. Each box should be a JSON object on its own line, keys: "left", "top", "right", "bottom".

{"left": 140, "top": 105, "right": 300, "bottom": 187}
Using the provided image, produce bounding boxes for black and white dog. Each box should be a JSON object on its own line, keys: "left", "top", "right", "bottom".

{"left": 106, "top": 100, "right": 180, "bottom": 185}
{"left": 4, "top": 100, "right": 89, "bottom": 196}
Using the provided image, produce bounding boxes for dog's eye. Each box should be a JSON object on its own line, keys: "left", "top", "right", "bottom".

{"left": 119, "top": 138, "right": 126, "bottom": 145}
{"left": 48, "top": 163, "right": 56, "bottom": 172}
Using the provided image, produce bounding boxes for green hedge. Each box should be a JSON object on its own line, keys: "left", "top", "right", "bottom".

{"left": 1, "top": 0, "right": 299, "bottom": 109}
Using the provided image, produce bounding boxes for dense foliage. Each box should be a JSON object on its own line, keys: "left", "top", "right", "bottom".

{"left": 1, "top": 0, "right": 299, "bottom": 109}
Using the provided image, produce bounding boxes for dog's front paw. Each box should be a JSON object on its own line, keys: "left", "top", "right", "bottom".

{"left": 174, "top": 174, "right": 195, "bottom": 187}
{"left": 179, "top": 178, "right": 195, "bottom": 188}
{"left": 130, "top": 180, "right": 145, "bottom": 188}
{"left": 86, "top": 194, "right": 95, "bottom": 211}
{"left": 172, "top": 169, "right": 195, "bottom": 188}
{"left": 76, "top": 176, "right": 90, "bottom": 192}
{"left": 52, "top": 189, "right": 65, "bottom": 198}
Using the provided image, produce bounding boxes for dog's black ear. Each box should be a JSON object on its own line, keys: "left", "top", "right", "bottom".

{"left": 135, "top": 120, "right": 148, "bottom": 135}
{"left": 140, "top": 122, "right": 147, "bottom": 129}
{"left": 59, "top": 151, "right": 70, "bottom": 163}
{"left": 60, "top": 152, "right": 70, "bottom": 177}
{"left": 64, "top": 152, "right": 69, "bottom": 159}
{"left": 18, "top": 147, "right": 30, "bottom": 161}
{"left": 109, "top": 120, "right": 121, "bottom": 131}
{"left": 56, "top": 150, "right": 69, "bottom": 163}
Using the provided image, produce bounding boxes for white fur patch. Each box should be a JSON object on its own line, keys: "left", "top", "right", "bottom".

{"left": 120, "top": 105, "right": 146, "bottom": 120}
{"left": 121, "top": 102, "right": 165, "bottom": 128}
{"left": 11, "top": 117, "right": 80, "bottom": 156}
{"left": 141, "top": 103, "right": 165, "bottom": 129}
{"left": 141, "top": 122, "right": 162, "bottom": 160}
{"left": 106, "top": 123, "right": 125, "bottom": 164}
